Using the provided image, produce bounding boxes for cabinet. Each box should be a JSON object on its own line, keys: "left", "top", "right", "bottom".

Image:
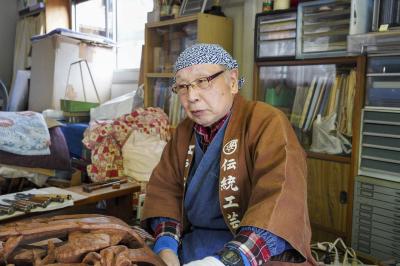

{"left": 366, "top": 54, "right": 400, "bottom": 108}
{"left": 359, "top": 109, "right": 400, "bottom": 182}
{"left": 254, "top": 56, "right": 366, "bottom": 242}
{"left": 143, "top": 13, "right": 233, "bottom": 126}
{"left": 352, "top": 175, "right": 400, "bottom": 263}
{"left": 296, "top": 0, "right": 372, "bottom": 59}
{"left": 255, "top": 10, "right": 297, "bottom": 60}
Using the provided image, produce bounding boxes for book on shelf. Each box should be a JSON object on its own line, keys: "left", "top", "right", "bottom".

{"left": 153, "top": 79, "right": 171, "bottom": 114}
{"left": 290, "top": 85, "right": 309, "bottom": 127}
{"left": 336, "top": 74, "right": 348, "bottom": 133}
{"left": 303, "top": 76, "right": 327, "bottom": 131}
{"left": 317, "top": 76, "right": 333, "bottom": 117}
{"left": 169, "top": 94, "right": 186, "bottom": 127}
{"left": 326, "top": 75, "right": 340, "bottom": 117}
{"left": 291, "top": 70, "right": 356, "bottom": 137}
{"left": 299, "top": 76, "right": 317, "bottom": 129}
{"left": 338, "top": 69, "right": 356, "bottom": 137}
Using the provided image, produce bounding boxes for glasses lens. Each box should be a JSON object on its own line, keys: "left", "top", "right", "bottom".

{"left": 195, "top": 78, "right": 209, "bottom": 90}
{"left": 173, "top": 84, "right": 188, "bottom": 94}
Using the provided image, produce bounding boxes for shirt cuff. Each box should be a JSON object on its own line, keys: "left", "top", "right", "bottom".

{"left": 153, "top": 235, "right": 179, "bottom": 255}
{"left": 225, "top": 229, "right": 271, "bottom": 266}
{"left": 239, "top": 226, "right": 291, "bottom": 256}
{"left": 150, "top": 217, "right": 182, "bottom": 243}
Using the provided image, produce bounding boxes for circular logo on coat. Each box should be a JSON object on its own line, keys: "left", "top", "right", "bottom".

{"left": 223, "top": 139, "right": 238, "bottom": 155}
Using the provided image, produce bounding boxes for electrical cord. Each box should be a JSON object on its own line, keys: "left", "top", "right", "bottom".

{"left": 311, "top": 238, "right": 365, "bottom": 266}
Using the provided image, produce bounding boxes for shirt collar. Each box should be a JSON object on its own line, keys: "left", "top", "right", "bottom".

{"left": 193, "top": 113, "right": 230, "bottom": 150}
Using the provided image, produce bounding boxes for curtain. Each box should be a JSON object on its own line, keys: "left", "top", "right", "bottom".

{"left": 11, "top": 12, "right": 45, "bottom": 86}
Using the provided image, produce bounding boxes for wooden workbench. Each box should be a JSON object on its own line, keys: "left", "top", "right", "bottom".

{"left": 0, "top": 181, "right": 141, "bottom": 224}
{"left": 65, "top": 181, "right": 141, "bottom": 221}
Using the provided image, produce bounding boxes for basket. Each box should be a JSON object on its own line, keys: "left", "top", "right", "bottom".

{"left": 60, "top": 99, "right": 99, "bottom": 112}
{"left": 61, "top": 59, "right": 100, "bottom": 113}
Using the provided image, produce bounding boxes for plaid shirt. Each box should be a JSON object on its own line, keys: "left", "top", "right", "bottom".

{"left": 153, "top": 220, "right": 182, "bottom": 243}
{"left": 193, "top": 113, "right": 230, "bottom": 151}
{"left": 225, "top": 230, "right": 271, "bottom": 266}
{"left": 153, "top": 220, "right": 274, "bottom": 265}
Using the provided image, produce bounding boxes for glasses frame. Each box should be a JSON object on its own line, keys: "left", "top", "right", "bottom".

{"left": 172, "top": 70, "right": 226, "bottom": 94}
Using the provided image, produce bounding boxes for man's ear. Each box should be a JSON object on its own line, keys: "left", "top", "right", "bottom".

{"left": 229, "top": 69, "right": 239, "bottom": 94}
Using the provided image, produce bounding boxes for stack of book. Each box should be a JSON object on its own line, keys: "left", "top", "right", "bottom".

{"left": 290, "top": 69, "right": 356, "bottom": 136}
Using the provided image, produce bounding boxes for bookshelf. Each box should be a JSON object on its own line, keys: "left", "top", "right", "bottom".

{"left": 254, "top": 56, "right": 366, "bottom": 242}
{"left": 143, "top": 13, "right": 233, "bottom": 126}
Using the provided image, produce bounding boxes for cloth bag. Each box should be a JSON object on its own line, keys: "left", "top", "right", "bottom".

{"left": 310, "top": 113, "right": 351, "bottom": 154}
{"left": 122, "top": 131, "right": 167, "bottom": 182}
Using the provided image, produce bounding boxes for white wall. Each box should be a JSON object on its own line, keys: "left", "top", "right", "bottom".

{"left": 0, "top": 0, "right": 18, "bottom": 88}
{"left": 223, "top": 0, "right": 264, "bottom": 100}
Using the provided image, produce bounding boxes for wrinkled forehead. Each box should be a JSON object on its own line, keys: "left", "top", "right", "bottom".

{"left": 175, "top": 64, "right": 224, "bottom": 83}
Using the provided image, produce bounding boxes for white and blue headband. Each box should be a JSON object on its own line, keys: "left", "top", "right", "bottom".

{"left": 173, "top": 43, "right": 244, "bottom": 88}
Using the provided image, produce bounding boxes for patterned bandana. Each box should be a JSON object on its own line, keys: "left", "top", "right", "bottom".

{"left": 173, "top": 43, "right": 244, "bottom": 88}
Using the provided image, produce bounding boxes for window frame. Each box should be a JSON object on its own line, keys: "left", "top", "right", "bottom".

{"left": 71, "top": 0, "right": 145, "bottom": 72}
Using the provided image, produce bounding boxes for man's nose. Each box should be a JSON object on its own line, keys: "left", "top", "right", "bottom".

{"left": 187, "top": 84, "right": 199, "bottom": 102}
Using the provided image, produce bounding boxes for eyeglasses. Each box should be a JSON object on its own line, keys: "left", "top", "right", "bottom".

{"left": 171, "top": 70, "right": 225, "bottom": 94}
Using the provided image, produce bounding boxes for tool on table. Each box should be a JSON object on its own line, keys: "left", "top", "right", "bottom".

{"left": 0, "top": 201, "right": 31, "bottom": 213}
{"left": 15, "top": 193, "right": 72, "bottom": 203}
{"left": 14, "top": 194, "right": 50, "bottom": 208}
{"left": 0, "top": 204, "right": 15, "bottom": 215}
{"left": 83, "top": 178, "right": 127, "bottom": 193}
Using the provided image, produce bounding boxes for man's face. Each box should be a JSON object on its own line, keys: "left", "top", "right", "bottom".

{"left": 174, "top": 64, "right": 239, "bottom": 127}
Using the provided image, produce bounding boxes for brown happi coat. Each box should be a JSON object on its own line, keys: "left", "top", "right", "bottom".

{"left": 142, "top": 95, "right": 316, "bottom": 265}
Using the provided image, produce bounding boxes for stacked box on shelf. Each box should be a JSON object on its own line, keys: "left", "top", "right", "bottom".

{"left": 352, "top": 176, "right": 400, "bottom": 263}
{"left": 255, "top": 9, "right": 297, "bottom": 60}
{"left": 297, "top": 0, "right": 372, "bottom": 59}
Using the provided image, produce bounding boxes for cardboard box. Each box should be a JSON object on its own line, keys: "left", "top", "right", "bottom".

{"left": 29, "top": 33, "right": 115, "bottom": 111}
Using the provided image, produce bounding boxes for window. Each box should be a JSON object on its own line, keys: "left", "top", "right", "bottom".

{"left": 72, "top": 0, "right": 153, "bottom": 69}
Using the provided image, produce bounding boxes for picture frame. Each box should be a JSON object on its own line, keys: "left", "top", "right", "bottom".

{"left": 179, "top": 0, "right": 208, "bottom": 16}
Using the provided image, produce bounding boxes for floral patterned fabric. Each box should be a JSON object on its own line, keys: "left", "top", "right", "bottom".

{"left": 83, "top": 107, "right": 170, "bottom": 182}
{"left": 0, "top": 111, "right": 50, "bottom": 155}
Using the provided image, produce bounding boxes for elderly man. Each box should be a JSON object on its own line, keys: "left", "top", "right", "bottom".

{"left": 142, "top": 44, "right": 316, "bottom": 266}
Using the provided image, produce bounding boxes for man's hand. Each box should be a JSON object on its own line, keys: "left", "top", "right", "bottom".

{"left": 159, "top": 249, "right": 180, "bottom": 266}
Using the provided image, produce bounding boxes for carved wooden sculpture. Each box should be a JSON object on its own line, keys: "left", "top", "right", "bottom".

{"left": 0, "top": 214, "right": 166, "bottom": 266}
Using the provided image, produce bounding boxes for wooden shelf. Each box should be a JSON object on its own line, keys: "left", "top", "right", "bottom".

{"left": 146, "top": 72, "right": 174, "bottom": 78}
{"left": 306, "top": 151, "right": 351, "bottom": 163}
{"left": 146, "top": 14, "right": 198, "bottom": 28}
